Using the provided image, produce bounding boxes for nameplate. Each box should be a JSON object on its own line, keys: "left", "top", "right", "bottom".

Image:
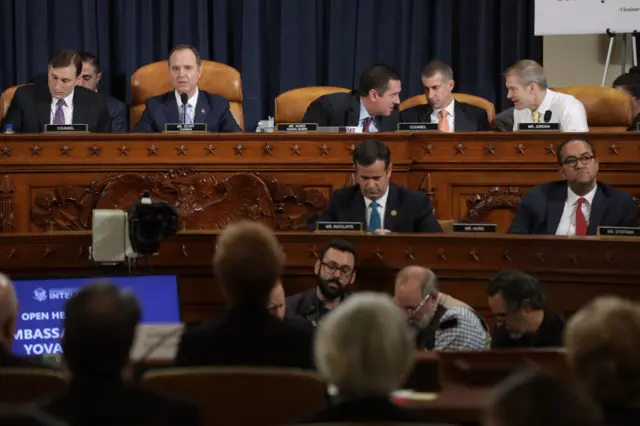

{"left": 277, "top": 123, "right": 318, "bottom": 132}
{"left": 397, "top": 122, "right": 439, "bottom": 132}
{"left": 316, "top": 126, "right": 361, "bottom": 133}
{"left": 316, "top": 222, "right": 363, "bottom": 232}
{"left": 453, "top": 223, "right": 498, "bottom": 233}
{"left": 164, "top": 123, "right": 208, "bottom": 133}
{"left": 597, "top": 226, "right": 640, "bottom": 237}
{"left": 44, "top": 124, "right": 88, "bottom": 133}
{"left": 517, "top": 123, "right": 560, "bottom": 131}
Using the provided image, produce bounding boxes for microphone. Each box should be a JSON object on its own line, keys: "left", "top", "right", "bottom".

{"left": 180, "top": 93, "right": 188, "bottom": 124}
{"left": 544, "top": 110, "right": 552, "bottom": 123}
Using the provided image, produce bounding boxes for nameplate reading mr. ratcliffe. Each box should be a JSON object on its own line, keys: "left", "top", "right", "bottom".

{"left": 164, "top": 123, "right": 208, "bottom": 133}
{"left": 277, "top": 123, "right": 318, "bottom": 132}
{"left": 517, "top": 123, "right": 560, "bottom": 131}
{"left": 453, "top": 223, "right": 498, "bottom": 233}
{"left": 44, "top": 124, "right": 88, "bottom": 133}
{"left": 397, "top": 122, "right": 439, "bottom": 131}
{"left": 316, "top": 222, "right": 363, "bottom": 232}
{"left": 597, "top": 226, "right": 640, "bottom": 237}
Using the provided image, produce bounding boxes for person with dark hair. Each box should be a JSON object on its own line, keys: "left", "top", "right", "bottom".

{"left": 36, "top": 282, "right": 200, "bottom": 426}
{"left": 400, "top": 60, "right": 489, "bottom": 132}
{"left": 508, "top": 138, "right": 637, "bottom": 235}
{"left": 134, "top": 44, "right": 241, "bottom": 133}
{"left": 487, "top": 270, "right": 564, "bottom": 348}
{"left": 77, "top": 51, "right": 128, "bottom": 132}
{"left": 613, "top": 67, "right": 640, "bottom": 131}
{"left": 301, "top": 64, "right": 401, "bottom": 131}
{"left": 286, "top": 239, "right": 357, "bottom": 327}
{"left": 1, "top": 49, "right": 111, "bottom": 133}
{"left": 310, "top": 139, "right": 442, "bottom": 233}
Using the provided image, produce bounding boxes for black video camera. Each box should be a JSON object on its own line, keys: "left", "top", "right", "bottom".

{"left": 127, "top": 191, "right": 178, "bottom": 255}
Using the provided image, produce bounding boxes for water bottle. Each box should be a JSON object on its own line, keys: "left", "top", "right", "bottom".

{"left": 4, "top": 124, "right": 14, "bottom": 134}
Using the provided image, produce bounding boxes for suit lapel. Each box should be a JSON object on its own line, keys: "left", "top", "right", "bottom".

{"left": 71, "top": 90, "right": 85, "bottom": 125}
{"left": 384, "top": 185, "right": 399, "bottom": 231}
{"left": 588, "top": 184, "right": 606, "bottom": 235}
{"left": 163, "top": 92, "right": 180, "bottom": 124}
{"left": 36, "top": 86, "right": 52, "bottom": 130}
{"left": 346, "top": 93, "right": 360, "bottom": 126}
{"left": 194, "top": 90, "right": 208, "bottom": 124}
{"left": 350, "top": 188, "right": 367, "bottom": 227}
{"left": 546, "top": 182, "right": 567, "bottom": 234}
{"left": 454, "top": 102, "right": 473, "bottom": 132}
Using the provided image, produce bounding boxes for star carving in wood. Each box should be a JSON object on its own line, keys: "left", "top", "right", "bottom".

{"left": 8, "top": 248, "right": 16, "bottom": 259}
{"left": 30, "top": 144, "right": 41, "bottom": 156}
{"left": 437, "top": 248, "right": 447, "bottom": 260}
{"left": 515, "top": 143, "right": 526, "bottom": 155}
{"left": 77, "top": 245, "right": 86, "bottom": 259}
{"left": 233, "top": 144, "right": 244, "bottom": 156}
{"left": 503, "top": 250, "right": 512, "bottom": 261}
{"left": 569, "top": 253, "right": 578, "bottom": 264}
{"left": 536, "top": 252, "right": 545, "bottom": 263}
{"left": 309, "top": 245, "right": 319, "bottom": 260}
{"left": 182, "top": 245, "right": 188, "bottom": 257}
{"left": 609, "top": 144, "right": 620, "bottom": 155}
{"left": 484, "top": 143, "right": 495, "bottom": 155}
{"left": 347, "top": 144, "right": 357, "bottom": 154}
{"left": 204, "top": 144, "right": 216, "bottom": 156}
{"left": 88, "top": 144, "right": 101, "bottom": 156}
{"left": 455, "top": 143, "right": 465, "bottom": 155}
{"left": 319, "top": 144, "right": 330, "bottom": 155}
{"left": 42, "top": 246, "right": 53, "bottom": 258}
{"left": 469, "top": 248, "right": 480, "bottom": 261}
{"left": 117, "top": 144, "right": 129, "bottom": 156}
{"left": 1, "top": 145, "right": 11, "bottom": 157}
{"left": 262, "top": 143, "right": 273, "bottom": 155}
{"left": 545, "top": 144, "right": 557, "bottom": 156}
{"left": 147, "top": 144, "right": 159, "bottom": 156}
{"left": 59, "top": 144, "right": 72, "bottom": 156}
{"left": 291, "top": 144, "right": 301, "bottom": 156}
{"left": 175, "top": 145, "right": 188, "bottom": 156}
{"left": 605, "top": 251, "right": 614, "bottom": 265}
{"left": 405, "top": 247, "right": 415, "bottom": 260}
{"left": 373, "top": 246, "right": 384, "bottom": 260}
{"left": 423, "top": 144, "right": 434, "bottom": 154}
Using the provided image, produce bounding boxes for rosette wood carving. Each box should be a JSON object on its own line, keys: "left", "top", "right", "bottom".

{"left": 463, "top": 186, "right": 521, "bottom": 223}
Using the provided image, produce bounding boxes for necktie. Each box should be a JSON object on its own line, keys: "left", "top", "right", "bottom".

{"left": 532, "top": 111, "right": 541, "bottom": 123}
{"left": 438, "top": 110, "right": 450, "bottom": 132}
{"left": 183, "top": 104, "right": 193, "bottom": 124}
{"left": 53, "top": 99, "right": 66, "bottom": 125}
{"left": 368, "top": 200, "right": 381, "bottom": 233}
{"left": 575, "top": 197, "right": 588, "bottom": 236}
{"left": 362, "top": 117, "right": 373, "bottom": 132}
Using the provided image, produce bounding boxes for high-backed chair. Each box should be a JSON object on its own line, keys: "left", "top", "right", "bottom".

{"left": 274, "top": 86, "right": 351, "bottom": 124}
{"left": 130, "top": 60, "right": 244, "bottom": 130}
{"left": 0, "top": 84, "right": 26, "bottom": 122}
{"left": 399, "top": 93, "right": 496, "bottom": 128}
{"left": 553, "top": 85, "right": 633, "bottom": 132}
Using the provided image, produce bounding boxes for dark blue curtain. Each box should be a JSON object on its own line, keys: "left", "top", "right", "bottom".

{"left": 0, "top": 0, "right": 541, "bottom": 131}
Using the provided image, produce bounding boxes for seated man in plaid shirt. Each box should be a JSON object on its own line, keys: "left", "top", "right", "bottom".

{"left": 394, "top": 266, "right": 490, "bottom": 351}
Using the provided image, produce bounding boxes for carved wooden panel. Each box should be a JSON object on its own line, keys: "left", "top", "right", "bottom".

{"left": 0, "top": 175, "right": 15, "bottom": 233}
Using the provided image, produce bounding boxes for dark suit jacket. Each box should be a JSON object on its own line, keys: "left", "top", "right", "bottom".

{"left": 133, "top": 90, "right": 241, "bottom": 133}
{"left": 310, "top": 184, "right": 443, "bottom": 233}
{"left": 2, "top": 84, "right": 111, "bottom": 133}
{"left": 507, "top": 181, "right": 638, "bottom": 235}
{"left": 104, "top": 94, "right": 128, "bottom": 132}
{"left": 399, "top": 100, "right": 490, "bottom": 132}
{"left": 299, "top": 397, "right": 430, "bottom": 423}
{"left": 495, "top": 107, "right": 515, "bottom": 132}
{"left": 175, "top": 305, "right": 314, "bottom": 370}
{"left": 301, "top": 90, "right": 400, "bottom": 131}
{"left": 36, "top": 378, "right": 200, "bottom": 426}
{"left": 628, "top": 112, "right": 640, "bottom": 131}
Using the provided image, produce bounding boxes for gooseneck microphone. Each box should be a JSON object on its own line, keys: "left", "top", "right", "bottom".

{"left": 544, "top": 110, "right": 552, "bottom": 123}
{"left": 180, "top": 93, "right": 188, "bottom": 125}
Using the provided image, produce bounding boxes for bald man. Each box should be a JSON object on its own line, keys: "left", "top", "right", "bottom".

{"left": 394, "top": 266, "right": 489, "bottom": 350}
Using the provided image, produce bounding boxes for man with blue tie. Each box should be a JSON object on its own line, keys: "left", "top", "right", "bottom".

{"left": 310, "top": 139, "right": 443, "bottom": 233}
{"left": 134, "top": 44, "right": 241, "bottom": 133}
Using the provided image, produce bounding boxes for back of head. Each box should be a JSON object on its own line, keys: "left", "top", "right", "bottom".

{"left": 486, "top": 270, "right": 546, "bottom": 311}
{"left": 63, "top": 282, "right": 141, "bottom": 378}
{"left": 421, "top": 60, "right": 454, "bottom": 82}
{"left": 213, "top": 221, "right": 283, "bottom": 307}
{"left": 0, "top": 273, "right": 17, "bottom": 348}
{"left": 77, "top": 51, "right": 101, "bottom": 73}
{"left": 49, "top": 49, "right": 82, "bottom": 78}
{"left": 353, "top": 139, "right": 391, "bottom": 169}
{"left": 358, "top": 63, "right": 401, "bottom": 97}
{"left": 485, "top": 369, "right": 601, "bottom": 426}
{"left": 613, "top": 66, "right": 640, "bottom": 90}
{"left": 505, "top": 59, "right": 547, "bottom": 90}
{"left": 565, "top": 295, "right": 640, "bottom": 406}
{"left": 315, "top": 292, "right": 414, "bottom": 397}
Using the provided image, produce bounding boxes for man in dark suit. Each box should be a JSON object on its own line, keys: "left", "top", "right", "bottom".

{"left": 310, "top": 139, "right": 443, "bottom": 233}
{"left": 176, "top": 221, "right": 314, "bottom": 370}
{"left": 77, "top": 51, "right": 128, "bottom": 132}
{"left": 400, "top": 60, "right": 489, "bottom": 132}
{"left": 301, "top": 63, "right": 401, "bottom": 131}
{"left": 134, "top": 44, "right": 241, "bottom": 133}
{"left": 508, "top": 138, "right": 638, "bottom": 235}
{"left": 1, "top": 50, "right": 111, "bottom": 133}
{"left": 36, "top": 282, "right": 200, "bottom": 426}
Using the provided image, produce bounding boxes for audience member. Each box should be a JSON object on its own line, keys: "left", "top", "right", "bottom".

{"left": 270, "top": 281, "right": 313, "bottom": 332}
{"left": 613, "top": 67, "right": 640, "bottom": 131}
{"left": 394, "top": 266, "right": 488, "bottom": 351}
{"left": 35, "top": 282, "right": 199, "bottom": 425}
{"left": 176, "top": 221, "right": 314, "bottom": 369}
{"left": 487, "top": 270, "right": 564, "bottom": 348}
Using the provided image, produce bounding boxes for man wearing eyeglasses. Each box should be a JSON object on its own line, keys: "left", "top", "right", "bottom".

{"left": 508, "top": 138, "right": 638, "bottom": 235}
{"left": 394, "top": 266, "right": 489, "bottom": 351}
{"left": 285, "top": 240, "right": 357, "bottom": 327}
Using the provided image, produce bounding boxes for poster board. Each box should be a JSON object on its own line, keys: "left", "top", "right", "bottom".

{"left": 535, "top": 0, "right": 640, "bottom": 35}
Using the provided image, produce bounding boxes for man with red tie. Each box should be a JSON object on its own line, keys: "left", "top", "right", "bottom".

{"left": 508, "top": 138, "right": 638, "bottom": 235}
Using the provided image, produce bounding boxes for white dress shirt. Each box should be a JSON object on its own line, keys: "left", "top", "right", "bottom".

{"left": 513, "top": 89, "right": 589, "bottom": 132}
{"left": 364, "top": 187, "right": 389, "bottom": 230}
{"left": 555, "top": 185, "right": 597, "bottom": 236}
{"left": 431, "top": 98, "right": 456, "bottom": 131}
{"left": 174, "top": 88, "right": 199, "bottom": 123}
{"left": 359, "top": 101, "right": 378, "bottom": 132}
{"left": 50, "top": 90, "right": 75, "bottom": 125}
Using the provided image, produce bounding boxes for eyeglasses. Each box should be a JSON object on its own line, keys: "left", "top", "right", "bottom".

{"left": 562, "top": 154, "right": 595, "bottom": 167}
{"left": 403, "top": 293, "right": 433, "bottom": 318}
{"left": 320, "top": 261, "right": 354, "bottom": 277}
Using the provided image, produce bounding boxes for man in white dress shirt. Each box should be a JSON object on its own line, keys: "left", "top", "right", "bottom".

{"left": 508, "top": 138, "right": 637, "bottom": 235}
{"left": 505, "top": 60, "right": 589, "bottom": 132}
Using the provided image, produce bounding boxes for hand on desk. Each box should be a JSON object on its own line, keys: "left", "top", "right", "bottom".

{"left": 372, "top": 229, "right": 393, "bottom": 235}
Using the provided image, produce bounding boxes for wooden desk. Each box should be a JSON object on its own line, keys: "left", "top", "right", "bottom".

{"left": 1, "top": 132, "right": 639, "bottom": 233}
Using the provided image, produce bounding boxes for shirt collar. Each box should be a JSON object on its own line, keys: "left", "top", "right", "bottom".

{"left": 534, "top": 89, "right": 553, "bottom": 114}
{"left": 359, "top": 100, "right": 373, "bottom": 121}
{"left": 434, "top": 98, "right": 455, "bottom": 116}
{"left": 174, "top": 88, "right": 199, "bottom": 109}
{"left": 364, "top": 186, "right": 389, "bottom": 210}
{"left": 52, "top": 89, "right": 74, "bottom": 107}
{"left": 567, "top": 183, "right": 597, "bottom": 206}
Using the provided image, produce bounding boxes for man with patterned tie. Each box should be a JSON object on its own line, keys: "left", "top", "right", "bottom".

{"left": 1, "top": 50, "right": 111, "bottom": 133}
{"left": 508, "top": 138, "right": 637, "bottom": 235}
{"left": 400, "top": 60, "right": 489, "bottom": 132}
{"left": 310, "top": 139, "right": 442, "bottom": 233}
{"left": 134, "top": 44, "right": 241, "bottom": 133}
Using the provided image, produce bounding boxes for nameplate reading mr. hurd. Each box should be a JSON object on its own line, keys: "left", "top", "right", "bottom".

{"left": 277, "top": 123, "right": 318, "bottom": 132}
{"left": 453, "top": 223, "right": 498, "bottom": 233}
{"left": 164, "top": 123, "right": 208, "bottom": 133}
{"left": 397, "top": 122, "right": 439, "bottom": 131}
{"left": 316, "top": 222, "right": 363, "bottom": 232}
{"left": 597, "top": 226, "right": 640, "bottom": 237}
{"left": 44, "top": 124, "right": 89, "bottom": 133}
{"left": 517, "top": 123, "right": 560, "bottom": 131}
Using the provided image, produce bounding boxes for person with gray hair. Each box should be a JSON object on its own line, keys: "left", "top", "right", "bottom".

{"left": 394, "top": 266, "right": 489, "bottom": 351}
{"left": 400, "top": 59, "right": 490, "bottom": 132}
{"left": 301, "top": 292, "right": 430, "bottom": 423}
{"left": 505, "top": 59, "right": 588, "bottom": 132}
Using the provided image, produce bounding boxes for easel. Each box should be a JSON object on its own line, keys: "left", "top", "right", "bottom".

{"left": 602, "top": 29, "right": 639, "bottom": 87}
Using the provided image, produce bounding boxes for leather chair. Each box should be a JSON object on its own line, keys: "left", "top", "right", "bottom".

{"left": 0, "top": 84, "right": 26, "bottom": 122}
{"left": 130, "top": 60, "right": 244, "bottom": 130}
{"left": 274, "top": 86, "right": 351, "bottom": 124}
{"left": 553, "top": 85, "right": 633, "bottom": 132}
{"left": 399, "top": 93, "right": 496, "bottom": 128}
